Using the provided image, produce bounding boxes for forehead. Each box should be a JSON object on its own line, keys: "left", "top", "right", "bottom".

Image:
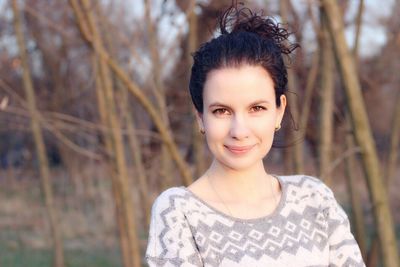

{"left": 203, "top": 65, "right": 275, "bottom": 105}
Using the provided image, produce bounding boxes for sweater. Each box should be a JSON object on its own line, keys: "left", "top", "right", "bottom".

{"left": 146, "top": 175, "right": 365, "bottom": 267}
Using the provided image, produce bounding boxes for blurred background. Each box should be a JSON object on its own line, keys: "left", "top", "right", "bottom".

{"left": 0, "top": 0, "right": 399, "bottom": 266}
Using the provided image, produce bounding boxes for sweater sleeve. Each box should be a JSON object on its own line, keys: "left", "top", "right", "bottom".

{"left": 322, "top": 186, "right": 365, "bottom": 267}
{"left": 145, "top": 189, "right": 203, "bottom": 267}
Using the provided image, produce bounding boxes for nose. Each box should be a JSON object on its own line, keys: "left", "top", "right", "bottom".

{"left": 229, "top": 115, "right": 250, "bottom": 140}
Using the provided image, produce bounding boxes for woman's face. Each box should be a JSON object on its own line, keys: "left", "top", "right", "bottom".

{"left": 197, "top": 65, "right": 286, "bottom": 171}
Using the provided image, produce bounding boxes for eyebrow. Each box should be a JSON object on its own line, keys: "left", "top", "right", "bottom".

{"left": 208, "top": 100, "right": 271, "bottom": 108}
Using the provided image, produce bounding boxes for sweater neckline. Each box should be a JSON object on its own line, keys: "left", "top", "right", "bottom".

{"left": 180, "top": 175, "right": 287, "bottom": 224}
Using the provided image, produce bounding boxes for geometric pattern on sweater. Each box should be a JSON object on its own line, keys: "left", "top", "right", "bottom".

{"left": 146, "top": 175, "right": 365, "bottom": 267}
{"left": 191, "top": 206, "right": 327, "bottom": 264}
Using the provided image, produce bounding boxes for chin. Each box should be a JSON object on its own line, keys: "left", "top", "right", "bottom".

{"left": 210, "top": 145, "right": 271, "bottom": 170}
{"left": 216, "top": 156, "right": 265, "bottom": 171}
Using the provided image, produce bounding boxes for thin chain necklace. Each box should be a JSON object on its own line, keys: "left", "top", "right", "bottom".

{"left": 207, "top": 172, "right": 234, "bottom": 217}
{"left": 206, "top": 172, "right": 278, "bottom": 218}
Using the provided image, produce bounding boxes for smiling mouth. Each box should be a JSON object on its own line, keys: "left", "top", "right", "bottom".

{"left": 225, "top": 145, "right": 255, "bottom": 155}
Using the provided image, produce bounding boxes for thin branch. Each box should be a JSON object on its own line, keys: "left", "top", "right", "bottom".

{"left": 1, "top": 78, "right": 161, "bottom": 140}
{"left": 299, "top": 50, "right": 319, "bottom": 131}
{"left": 2, "top": 106, "right": 102, "bottom": 159}
{"left": 22, "top": 5, "right": 72, "bottom": 39}
{"left": 69, "top": 0, "right": 193, "bottom": 185}
{"left": 353, "top": 0, "right": 364, "bottom": 60}
{"left": 321, "top": 146, "right": 363, "bottom": 180}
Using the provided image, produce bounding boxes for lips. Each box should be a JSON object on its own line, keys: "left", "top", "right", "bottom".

{"left": 225, "top": 144, "right": 255, "bottom": 154}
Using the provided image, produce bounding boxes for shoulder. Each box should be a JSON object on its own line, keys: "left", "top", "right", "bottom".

{"left": 279, "top": 174, "right": 337, "bottom": 210}
{"left": 279, "top": 174, "right": 325, "bottom": 186}
{"left": 151, "top": 187, "right": 190, "bottom": 214}
{"left": 280, "top": 174, "right": 334, "bottom": 196}
{"left": 153, "top": 187, "right": 188, "bottom": 202}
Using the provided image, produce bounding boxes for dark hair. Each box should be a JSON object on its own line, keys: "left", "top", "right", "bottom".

{"left": 189, "top": 3, "right": 299, "bottom": 113}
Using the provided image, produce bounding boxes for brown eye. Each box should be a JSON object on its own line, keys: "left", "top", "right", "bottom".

{"left": 250, "top": 106, "right": 267, "bottom": 112}
{"left": 213, "top": 108, "right": 230, "bottom": 115}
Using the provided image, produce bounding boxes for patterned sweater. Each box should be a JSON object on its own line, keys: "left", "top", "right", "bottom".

{"left": 146, "top": 175, "right": 365, "bottom": 267}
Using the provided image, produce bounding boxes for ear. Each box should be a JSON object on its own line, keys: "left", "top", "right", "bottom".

{"left": 195, "top": 111, "right": 205, "bottom": 131}
{"left": 276, "top": 94, "right": 287, "bottom": 125}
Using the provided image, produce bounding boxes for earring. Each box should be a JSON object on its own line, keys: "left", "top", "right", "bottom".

{"left": 275, "top": 125, "right": 281, "bottom": 132}
{"left": 200, "top": 128, "right": 205, "bottom": 134}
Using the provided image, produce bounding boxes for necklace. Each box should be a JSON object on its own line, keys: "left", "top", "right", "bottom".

{"left": 207, "top": 173, "right": 234, "bottom": 217}
{"left": 206, "top": 172, "right": 278, "bottom": 218}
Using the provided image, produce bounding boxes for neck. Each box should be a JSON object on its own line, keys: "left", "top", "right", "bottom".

{"left": 207, "top": 159, "right": 275, "bottom": 202}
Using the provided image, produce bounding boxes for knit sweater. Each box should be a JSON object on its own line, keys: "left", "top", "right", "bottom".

{"left": 146, "top": 175, "right": 365, "bottom": 267}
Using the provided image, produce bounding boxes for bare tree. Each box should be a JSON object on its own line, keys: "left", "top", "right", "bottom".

{"left": 98, "top": 2, "right": 151, "bottom": 229}
{"left": 343, "top": 0, "right": 367, "bottom": 259}
{"left": 11, "top": 1, "right": 65, "bottom": 266}
{"left": 321, "top": 0, "right": 399, "bottom": 266}
{"left": 68, "top": 0, "right": 193, "bottom": 187}
{"left": 69, "top": 0, "right": 142, "bottom": 266}
{"left": 187, "top": 2, "right": 207, "bottom": 178}
{"left": 280, "top": 0, "right": 303, "bottom": 174}
{"left": 144, "top": 0, "right": 174, "bottom": 189}
{"left": 318, "top": 10, "right": 334, "bottom": 185}
{"left": 386, "top": 91, "right": 400, "bottom": 185}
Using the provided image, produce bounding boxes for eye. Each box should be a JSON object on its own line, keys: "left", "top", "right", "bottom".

{"left": 212, "top": 108, "right": 230, "bottom": 115}
{"left": 250, "top": 105, "right": 267, "bottom": 112}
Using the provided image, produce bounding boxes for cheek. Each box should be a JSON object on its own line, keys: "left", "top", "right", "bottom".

{"left": 204, "top": 119, "right": 229, "bottom": 140}
{"left": 252, "top": 116, "right": 276, "bottom": 133}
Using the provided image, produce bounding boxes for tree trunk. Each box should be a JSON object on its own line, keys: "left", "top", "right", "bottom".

{"left": 353, "top": 0, "right": 364, "bottom": 64}
{"left": 68, "top": 0, "right": 193, "bottom": 186}
{"left": 386, "top": 91, "right": 400, "bottom": 185}
{"left": 70, "top": 0, "right": 142, "bottom": 266}
{"left": 93, "top": 56, "right": 132, "bottom": 267}
{"left": 299, "top": 51, "right": 319, "bottom": 136}
{"left": 344, "top": 115, "right": 367, "bottom": 260}
{"left": 97, "top": 24, "right": 142, "bottom": 267}
{"left": 144, "top": 0, "right": 174, "bottom": 189}
{"left": 366, "top": 239, "right": 380, "bottom": 267}
{"left": 280, "top": 0, "right": 303, "bottom": 174}
{"left": 321, "top": 1, "right": 399, "bottom": 266}
{"left": 119, "top": 81, "right": 151, "bottom": 228}
{"left": 11, "top": 1, "right": 65, "bottom": 267}
{"left": 97, "top": 4, "right": 151, "bottom": 229}
{"left": 318, "top": 9, "right": 334, "bottom": 185}
{"left": 187, "top": 4, "right": 207, "bottom": 178}
{"left": 345, "top": 0, "right": 367, "bottom": 260}
{"left": 87, "top": 5, "right": 142, "bottom": 267}
{"left": 367, "top": 85, "right": 400, "bottom": 267}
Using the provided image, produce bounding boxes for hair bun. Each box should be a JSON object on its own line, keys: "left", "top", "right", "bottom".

{"left": 219, "top": 3, "right": 299, "bottom": 55}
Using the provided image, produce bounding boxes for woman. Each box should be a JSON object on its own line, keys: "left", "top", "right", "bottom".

{"left": 146, "top": 3, "right": 365, "bottom": 267}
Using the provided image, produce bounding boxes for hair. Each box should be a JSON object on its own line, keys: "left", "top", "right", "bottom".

{"left": 189, "top": 3, "right": 299, "bottom": 114}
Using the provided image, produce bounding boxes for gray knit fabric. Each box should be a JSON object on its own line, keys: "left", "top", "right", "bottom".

{"left": 146, "top": 175, "right": 365, "bottom": 267}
